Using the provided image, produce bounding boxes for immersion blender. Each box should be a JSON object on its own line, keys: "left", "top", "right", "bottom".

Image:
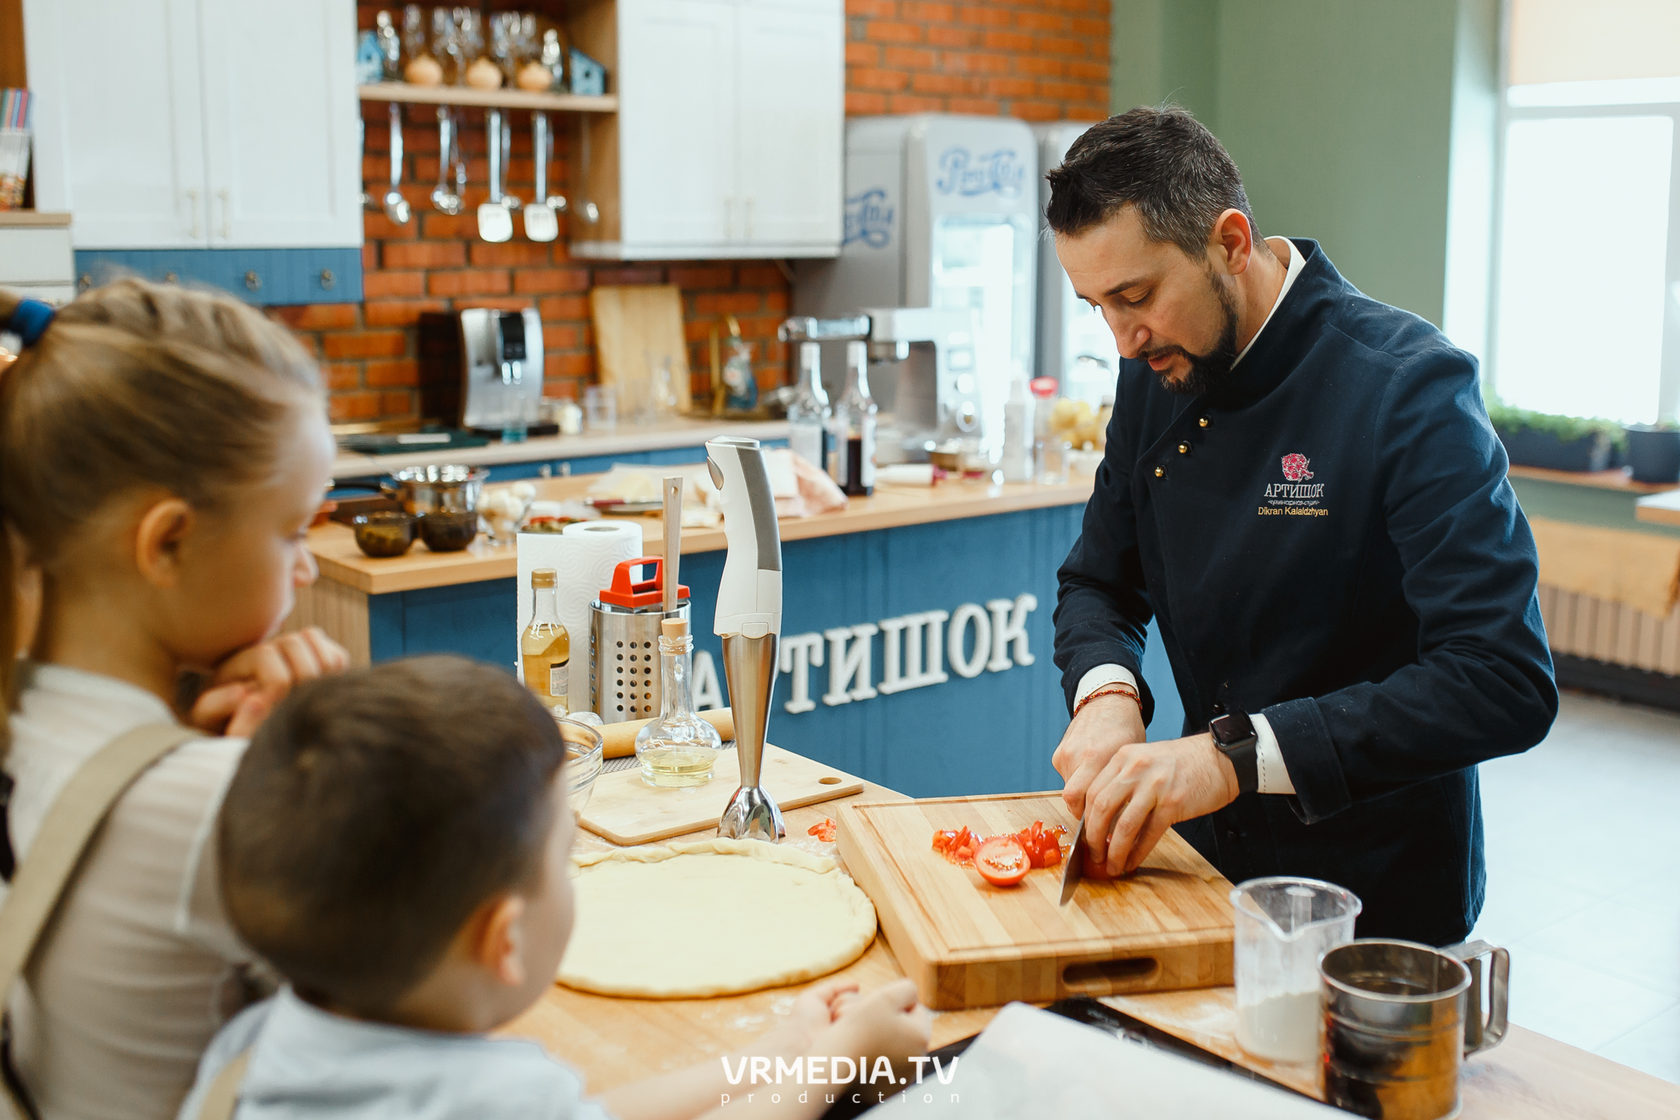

{"left": 706, "top": 436, "right": 785, "bottom": 841}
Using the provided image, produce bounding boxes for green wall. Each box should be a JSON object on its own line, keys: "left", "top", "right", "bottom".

{"left": 1109, "top": 0, "right": 1500, "bottom": 332}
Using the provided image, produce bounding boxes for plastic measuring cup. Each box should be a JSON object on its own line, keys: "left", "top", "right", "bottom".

{"left": 1230, "top": 876, "right": 1362, "bottom": 1062}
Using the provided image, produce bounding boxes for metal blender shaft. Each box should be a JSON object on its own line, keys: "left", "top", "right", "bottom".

{"left": 717, "top": 632, "right": 783, "bottom": 841}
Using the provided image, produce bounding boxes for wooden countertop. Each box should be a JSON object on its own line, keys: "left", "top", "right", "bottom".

{"left": 1636, "top": 488, "right": 1680, "bottom": 527}
{"left": 310, "top": 474, "right": 1096, "bottom": 595}
{"left": 505, "top": 765, "right": 1680, "bottom": 1118}
{"left": 330, "top": 418, "right": 789, "bottom": 479}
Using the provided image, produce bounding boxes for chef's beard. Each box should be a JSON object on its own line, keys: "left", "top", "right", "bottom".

{"left": 1145, "top": 278, "right": 1240, "bottom": 397}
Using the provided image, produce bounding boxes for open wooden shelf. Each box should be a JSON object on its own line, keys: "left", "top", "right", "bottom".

{"left": 358, "top": 82, "right": 616, "bottom": 113}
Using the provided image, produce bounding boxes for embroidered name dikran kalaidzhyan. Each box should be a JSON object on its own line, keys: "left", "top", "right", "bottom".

{"left": 1258, "top": 452, "right": 1329, "bottom": 517}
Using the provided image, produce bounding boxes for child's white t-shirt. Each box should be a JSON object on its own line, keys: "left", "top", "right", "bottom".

{"left": 176, "top": 988, "right": 618, "bottom": 1120}
{"left": 3, "top": 661, "right": 258, "bottom": 1120}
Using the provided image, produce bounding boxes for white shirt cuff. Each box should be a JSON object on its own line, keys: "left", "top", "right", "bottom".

{"left": 1251, "top": 713, "right": 1295, "bottom": 795}
{"left": 1075, "top": 664, "right": 1141, "bottom": 708}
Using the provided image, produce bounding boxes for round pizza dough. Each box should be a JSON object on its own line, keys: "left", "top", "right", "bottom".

{"left": 557, "top": 837, "right": 877, "bottom": 998}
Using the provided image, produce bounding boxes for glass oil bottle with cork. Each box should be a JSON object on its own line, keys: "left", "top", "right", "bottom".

{"left": 521, "top": 567, "right": 570, "bottom": 714}
{"left": 635, "top": 615, "right": 722, "bottom": 786}
{"left": 635, "top": 476, "right": 722, "bottom": 786}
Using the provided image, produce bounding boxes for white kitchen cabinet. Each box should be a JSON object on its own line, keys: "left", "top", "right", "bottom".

{"left": 23, "top": 0, "right": 361, "bottom": 250}
{"left": 573, "top": 0, "right": 842, "bottom": 259}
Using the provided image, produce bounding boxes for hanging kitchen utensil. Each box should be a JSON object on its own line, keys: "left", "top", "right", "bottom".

{"left": 431, "top": 107, "right": 462, "bottom": 215}
{"left": 576, "top": 119, "right": 600, "bottom": 224}
{"left": 477, "top": 108, "right": 513, "bottom": 242}
{"left": 500, "top": 112, "right": 522, "bottom": 211}
{"left": 522, "top": 113, "right": 559, "bottom": 242}
{"left": 537, "top": 111, "right": 568, "bottom": 215}
{"left": 382, "top": 103, "right": 412, "bottom": 225}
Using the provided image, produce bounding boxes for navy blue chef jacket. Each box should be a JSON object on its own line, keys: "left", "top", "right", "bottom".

{"left": 1053, "top": 239, "right": 1558, "bottom": 945}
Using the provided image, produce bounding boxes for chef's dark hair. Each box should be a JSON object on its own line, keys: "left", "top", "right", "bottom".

{"left": 1045, "top": 106, "right": 1259, "bottom": 257}
{"left": 0, "top": 279, "right": 321, "bottom": 762}
{"left": 218, "top": 655, "right": 569, "bottom": 1015}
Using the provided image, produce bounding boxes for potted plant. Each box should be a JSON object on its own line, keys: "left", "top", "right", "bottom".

{"left": 1623, "top": 420, "right": 1680, "bottom": 485}
{"left": 1485, "top": 403, "right": 1623, "bottom": 473}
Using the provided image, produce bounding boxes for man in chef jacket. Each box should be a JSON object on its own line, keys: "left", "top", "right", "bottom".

{"left": 1048, "top": 107, "right": 1556, "bottom": 945}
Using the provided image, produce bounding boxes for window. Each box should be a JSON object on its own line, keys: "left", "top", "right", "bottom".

{"left": 1488, "top": 2, "right": 1680, "bottom": 424}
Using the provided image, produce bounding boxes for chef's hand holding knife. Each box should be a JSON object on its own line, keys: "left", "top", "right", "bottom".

{"left": 1053, "top": 691, "right": 1241, "bottom": 876}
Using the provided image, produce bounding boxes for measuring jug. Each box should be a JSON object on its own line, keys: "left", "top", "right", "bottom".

{"left": 1231, "top": 876, "right": 1363, "bottom": 1062}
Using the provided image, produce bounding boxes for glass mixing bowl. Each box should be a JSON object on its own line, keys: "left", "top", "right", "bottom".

{"left": 554, "top": 714, "right": 603, "bottom": 813}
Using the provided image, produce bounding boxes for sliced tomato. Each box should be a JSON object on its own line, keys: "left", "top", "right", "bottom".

{"left": 1014, "top": 820, "right": 1066, "bottom": 868}
{"left": 974, "top": 835, "right": 1030, "bottom": 887}
{"left": 808, "top": 817, "right": 837, "bottom": 843}
{"left": 1082, "top": 841, "right": 1115, "bottom": 881}
{"left": 933, "top": 825, "right": 982, "bottom": 865}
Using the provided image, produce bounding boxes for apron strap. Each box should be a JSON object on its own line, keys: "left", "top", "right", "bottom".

{"left": 0, "top": 722, "right": 201, "bottom": 1120}
{"left": 194, "top": 1048, "right": 253, "bottom": 1120}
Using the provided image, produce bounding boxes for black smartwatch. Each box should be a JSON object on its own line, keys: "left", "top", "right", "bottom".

{"left": 1209, "top": 710, "right": 1259, "bottom": 795}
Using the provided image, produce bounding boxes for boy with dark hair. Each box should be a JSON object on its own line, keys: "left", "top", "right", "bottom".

{"left": 180, "top": 655, "right": 928, "bottom": 1119}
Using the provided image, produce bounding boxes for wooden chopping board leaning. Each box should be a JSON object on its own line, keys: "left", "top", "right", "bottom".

{"left": 589, "top": 284, "right": 692, "bottom": 420}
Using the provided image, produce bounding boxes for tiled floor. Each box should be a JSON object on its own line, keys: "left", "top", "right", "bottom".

{"left": 1467, "top": 689, "right": 1680, "bottom": 1083}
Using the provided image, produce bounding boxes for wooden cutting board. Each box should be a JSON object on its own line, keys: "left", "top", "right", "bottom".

{"left": 579, "top": 744, "right": 864, "bottom": 845}
{"left": 836, "top": 793, "right": 1234, "bottom": 1010}
{"left": 589, "top": 284, "right": 692, "bottom": 414}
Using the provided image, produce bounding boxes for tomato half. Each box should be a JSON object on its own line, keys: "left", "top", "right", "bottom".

{"left": 975, "top": 836, "right": 1031, "bottom": 887}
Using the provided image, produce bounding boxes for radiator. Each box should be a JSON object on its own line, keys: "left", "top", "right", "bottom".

{"left": 1539, "top": 584, "right": 1680, "bottom": 675}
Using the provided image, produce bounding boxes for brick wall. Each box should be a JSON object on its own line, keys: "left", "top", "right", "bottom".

{"left": 288, "top": 1, "right": 1109, "bottom": 425}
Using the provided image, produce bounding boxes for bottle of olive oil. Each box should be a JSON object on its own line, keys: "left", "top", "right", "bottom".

{"left": 521, "top": 568, "right": 570, "bottom": 714}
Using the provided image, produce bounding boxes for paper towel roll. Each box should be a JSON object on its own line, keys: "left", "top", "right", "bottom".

{"left": 516, "top": 519, "right": 644, "bottom": 710}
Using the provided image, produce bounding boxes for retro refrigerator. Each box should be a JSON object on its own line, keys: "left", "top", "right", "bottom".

{"left": 1035, "top": 121, "right": 1117, "bottom": 407}
{"left": 795, "top": 114, "right": 1038, "bottom": 457}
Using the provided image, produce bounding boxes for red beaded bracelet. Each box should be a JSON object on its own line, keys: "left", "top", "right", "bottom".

{"left": 1074, "top": 682, "right": 1141, "bottom": 719}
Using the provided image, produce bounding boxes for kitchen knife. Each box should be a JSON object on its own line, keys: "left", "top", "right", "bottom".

{"left": 1059, "top": 811, "right": 1087, "bottom": 906}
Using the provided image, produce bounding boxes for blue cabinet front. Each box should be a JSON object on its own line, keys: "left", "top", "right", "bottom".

{"left": 374, "top": 503, "right": 1183, "bottom": 797}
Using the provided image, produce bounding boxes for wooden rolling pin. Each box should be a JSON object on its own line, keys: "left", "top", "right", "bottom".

{"left": 597, "top": 708, "right": 735, "bottom": 758}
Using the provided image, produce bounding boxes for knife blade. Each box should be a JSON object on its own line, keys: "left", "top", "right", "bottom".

{"left": 1059, "top": 811, "right": 1087, "bottom": 906}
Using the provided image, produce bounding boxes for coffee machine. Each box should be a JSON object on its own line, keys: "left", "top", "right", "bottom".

{"left": 418, "top": 308, "right": 546, "bottom": 434}
{"left": 795, "top": 113, "right": 1039, "bottom": 459}
{"left": 780, "top": 308, "right": 980, "bottom": 463}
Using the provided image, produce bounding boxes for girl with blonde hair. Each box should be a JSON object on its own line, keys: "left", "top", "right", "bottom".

{"left": 0, "top": 280, "right": 348, "bottom": 1119}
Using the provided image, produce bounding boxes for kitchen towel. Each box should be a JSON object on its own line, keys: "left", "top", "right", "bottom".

{"left": 865, "top": 1002, "right": 1340, "bottom": 1119}
{"left": 516, "top": 519, "right": 644, "bottom": 708}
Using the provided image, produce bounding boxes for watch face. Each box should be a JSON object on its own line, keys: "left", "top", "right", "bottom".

{"left": 1212, "top": 711, "right": 1254, "bottom": 745}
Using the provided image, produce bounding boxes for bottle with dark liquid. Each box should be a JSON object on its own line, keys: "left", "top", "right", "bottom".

{"left": 829, "top": 339, "right": 877, "bottom": 497}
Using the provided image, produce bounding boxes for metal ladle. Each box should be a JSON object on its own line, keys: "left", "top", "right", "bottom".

{"left": 382, "top": 103, "right": 412, "bottom": 225}
{"left": 430, "top": 107, "right": 462, "bottom": 215}
{"left": 576, "top": 120, "right": 600, "bottom": 224}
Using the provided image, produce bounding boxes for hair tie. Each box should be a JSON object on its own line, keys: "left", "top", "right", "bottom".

{"left": 5, "top": 300, "right": 55, "bottom": 348}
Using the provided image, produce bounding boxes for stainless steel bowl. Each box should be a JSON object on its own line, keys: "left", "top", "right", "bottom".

{"left": 389, "top": 464, "right": 488, "bottom": 515}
